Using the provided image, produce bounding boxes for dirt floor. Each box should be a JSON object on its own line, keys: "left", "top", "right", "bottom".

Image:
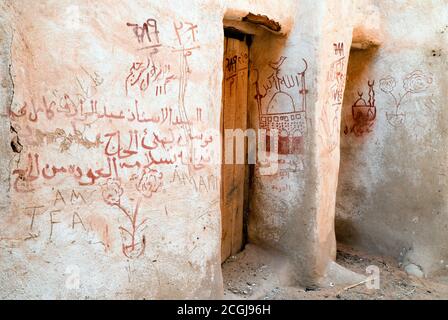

{"left": 222, "top": 244, "right": 448, "bottom": 300}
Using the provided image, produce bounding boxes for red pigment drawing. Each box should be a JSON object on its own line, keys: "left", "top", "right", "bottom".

{"left": 254, "top": 56, "right": 308, "bottom": 155}
{"left": 101, "top": 170, "right": 162, "bottom": 259}
{"left": 346, "top": 80, "right": 377, "bottom": 137}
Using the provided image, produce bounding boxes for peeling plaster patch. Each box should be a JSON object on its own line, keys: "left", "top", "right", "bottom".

{"left": 242, "top": 13, "right": 281, "bottom": 33}
{"left": 24, "top": 128, "right": 102, "bottom": 152}
{"left": 351, "top": 40, "right": 379, "bottom": 50}
{"left": 10, "top": 126, "right": 22, "bottom": 153}
{"left": 0, "top": 16, "right": 14, "bottom": 209}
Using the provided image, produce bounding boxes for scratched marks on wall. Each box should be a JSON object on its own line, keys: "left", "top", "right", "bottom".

{"left": 23, "top": 189, "right": 112, "bottom": 247}
{"left": 320, "top": 42, "right": 347, "bottom": 153}
{"left": 16, "top": 127, "right": 102, "bottom": 152}
{"left": 380, "top": 70, "right": 433, "bottom": 128}
{"left": 170, "top": 168, "right": 219, "bottom": 194}
{"left": 75, "top": 66, "right": 105, "bottom": 100}
{"left": 344, "top": 81, "right": 377, "bottom": 137}
{"left": 254, "top": 56, "right": 309, "bottom": 155}
{"left": 8, "top": 16, "right": 211, "bottom": 259}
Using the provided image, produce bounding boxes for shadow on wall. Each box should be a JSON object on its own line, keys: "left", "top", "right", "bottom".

{"left": 335, "top": 45, "right": 380, "bottom": 250}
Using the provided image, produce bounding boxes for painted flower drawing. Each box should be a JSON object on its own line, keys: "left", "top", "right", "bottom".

{"left": 403, "top": 70, "right": 433, "bottom": 94}
{"left": 102, "top": 178, "right": 150, "bottom": 259}
{"left": 136, "top": 168, "right": 163, "bottom": 198}
{"left": 102, "top": 178, "right": 124, "bottom": 206}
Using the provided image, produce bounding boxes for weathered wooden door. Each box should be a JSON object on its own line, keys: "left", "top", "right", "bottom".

{"left": 221, "top": 30, "right": 250, "bottom": 263}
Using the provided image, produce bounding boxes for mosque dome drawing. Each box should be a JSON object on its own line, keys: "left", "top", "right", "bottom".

{"left": 266, "top": 92, "right": 296, "bottom": 114}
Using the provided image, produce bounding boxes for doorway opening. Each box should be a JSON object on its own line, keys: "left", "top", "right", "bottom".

{"left": 220, "top": 27, "right": 253, "bottom": 263}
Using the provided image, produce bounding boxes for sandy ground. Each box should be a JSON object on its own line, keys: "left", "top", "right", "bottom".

{"left": 222, "top": 244, "right": 448, "bottom": 300}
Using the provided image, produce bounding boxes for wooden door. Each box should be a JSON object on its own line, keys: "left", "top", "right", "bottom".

{"left": 221, "top": 31, "right": 249, "bottom": 263}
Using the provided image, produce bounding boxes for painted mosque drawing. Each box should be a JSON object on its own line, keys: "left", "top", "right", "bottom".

{"left": 255, "top": 56, "right": 309, "bottom": 155}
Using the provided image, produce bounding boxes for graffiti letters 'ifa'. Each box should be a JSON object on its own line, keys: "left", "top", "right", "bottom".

{"left": 25, "top": 189, "right": 93, "bottom": 242}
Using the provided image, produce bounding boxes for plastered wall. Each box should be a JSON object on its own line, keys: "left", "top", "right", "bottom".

{"left": 0, "top": 0, "right": 314, "bottom": 300}
{"left": 0, "top": 0, "right": 228, "bottom": 299}
{"left": 1, "top": 0, "right": 446, "bottom": 299}
{"left": 337, "top": 0, "right": 448, "bottom": 276}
